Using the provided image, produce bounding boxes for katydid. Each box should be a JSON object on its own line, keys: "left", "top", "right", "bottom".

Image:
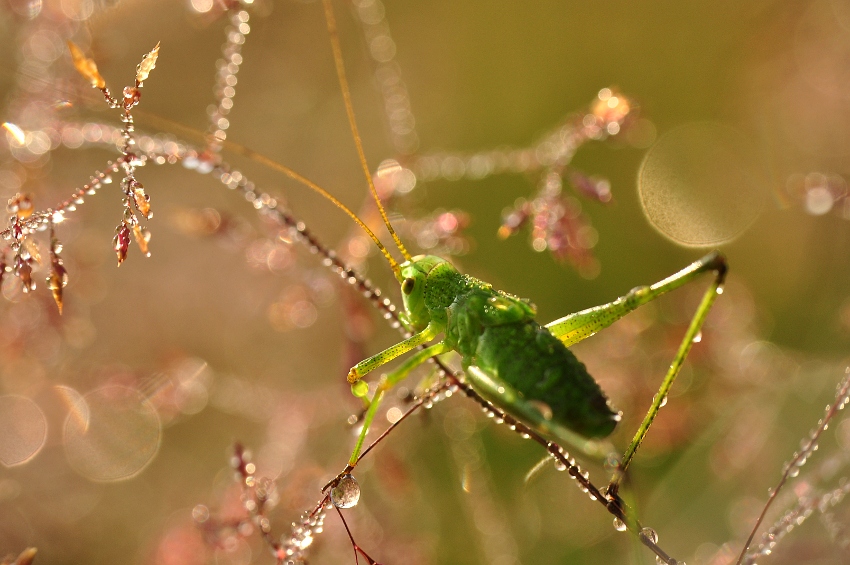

{"left": 346, "top": 252, "right": 726, "bottom": 472}
{"left": 313, "top": 0, "right": 728, "bottom": 491}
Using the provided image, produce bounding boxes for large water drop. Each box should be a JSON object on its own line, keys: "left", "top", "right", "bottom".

{"left": 330, "top": 474, "right": 361, "bottom": 509}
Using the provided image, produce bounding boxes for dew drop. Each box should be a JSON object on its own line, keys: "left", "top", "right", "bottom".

{"left": 641, "top": 526, "right": 659, "bottom": 544}
{"left": 192, "top": 504, "right": 210, "bottom": 523}
{"left": 660, "top": 395, "right": 668, "bottom": 408}
{"left": 604, "top": 454, "right": 621, "bottom": 472}
{"left": 691, "top": 331, "right": 702, "bottom": 343}
{"left": 330, "top": 474, "right": 360, "bottom": 509}
{"left": 613, "top": 517, "right": 627, "bottom": 532}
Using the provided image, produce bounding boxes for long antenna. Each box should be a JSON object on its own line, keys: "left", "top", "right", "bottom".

{"left": 129, "top": 109, "right": 402, "bottom": 276}
{"left": 322, "top": 0, "right": 413, "bottom": 263}
{"left": 222, "top": 139, "right": 402, "bottom": 276}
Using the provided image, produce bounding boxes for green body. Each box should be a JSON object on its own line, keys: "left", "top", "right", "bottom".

{"left": 400, "top": 256, "right": 619, "bottom": 438}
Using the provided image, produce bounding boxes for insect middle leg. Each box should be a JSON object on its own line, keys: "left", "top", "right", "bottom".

{"left": 545, "top": 252, "right": 727, "bottom": 491}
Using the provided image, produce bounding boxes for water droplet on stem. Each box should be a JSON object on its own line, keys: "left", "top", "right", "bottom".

{"left": 613, "top": 517, "right": 627, "bottom": 532}
{"left": 331, "top": 474, "right": 360, "bottom": 509}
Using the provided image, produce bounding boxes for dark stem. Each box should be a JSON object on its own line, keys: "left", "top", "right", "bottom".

{"left": 735, "top": 371, "right": 850, "bottom": 565}
{"left": 335, "top": 505, "right": 380, "bottom": 565}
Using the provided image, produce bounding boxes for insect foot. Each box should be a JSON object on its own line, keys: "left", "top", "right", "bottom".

{"left": 347, "top": 367, "right": 361, "bottom": 383}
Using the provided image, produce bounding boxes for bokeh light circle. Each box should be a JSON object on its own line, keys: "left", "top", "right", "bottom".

{"left": 0, "top": 395, "right": 48, "bottom": 467}
{"left": 55, "top": 385, "right": 90, "bottom": 430}
{"left": 638, "top": 122, "right": 767, "bottom": 247}
{"left": 63, "top": 385, "right": 162, "bottom": 482}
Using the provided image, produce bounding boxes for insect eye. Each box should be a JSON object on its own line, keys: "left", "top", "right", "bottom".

{"left": 401, "top": 278, "right": 415, "bottom": 295}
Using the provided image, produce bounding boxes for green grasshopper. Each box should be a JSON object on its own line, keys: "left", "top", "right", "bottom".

{"left": 346, "top": 250, "right": 726, "bottom": 472}
{"left": 314, "top": 0, "right": 727, "bottom": 502}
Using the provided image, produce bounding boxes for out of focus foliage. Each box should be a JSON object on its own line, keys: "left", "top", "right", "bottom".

{"left": 1, "top": 1, "right": 850, "bottom": 565}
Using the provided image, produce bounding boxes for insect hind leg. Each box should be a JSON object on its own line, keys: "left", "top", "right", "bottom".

{"left": 546, "top": 252, "right": 727, "bottom": 348}
{"left": 544, "top": 252, "right": 727, "bottom": 494}
{"left": 612, "top": 253, "right": 727, "bottom": 496}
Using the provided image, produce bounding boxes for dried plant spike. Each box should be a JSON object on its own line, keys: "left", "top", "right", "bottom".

{"left": 133, "top": 225, "right": 151, "bottom": 257}
{"left": 592, "top": 88, "right": 632, "bottom": 125}
{"left": 67, "top": 41, "right": 106, "bottom": 89}
{"left": 47, "top": 265, "right": 67, "bottom": 315}
{"left": 15, "top": 256, "right": 34, "bottom": 293}
{"left": 15, "top": 548, "right": 37, "bottom": 565}
{"left": 0, "top": 547, "right": 37, "bottom": 565}
{"left": 23, "top": 238, "right": 42, "bottom": 265}
{"left": 7, "top": 193, "right": 34, "bottom": 219}
{"left": 113, "top": 225, "right": 131, "bottom": 265}
{"left": 48, "top": 232, "right": 68, "bottom": 315}
{"left": 1, "top": 122, "right": 26, "bottom": 145}
{"left": 135, "top": 42, "right": 160, "bottom": 85}
{"left": 132, "top": 184, "right": 152, "bottom": 219}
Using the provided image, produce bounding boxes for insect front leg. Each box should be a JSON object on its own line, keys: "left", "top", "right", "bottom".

{"left": 347, "top": 321, "right": 443, "bottom": 383}
{"left": 348, "top": 341, "right": 452, "bottom": 466}
{"left": 545, "top": 252, "right": 727, "bottom": 492}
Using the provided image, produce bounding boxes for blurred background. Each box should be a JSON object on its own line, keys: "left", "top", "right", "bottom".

{"left": 1, "top": 0, "right": 850, "bottom": 564}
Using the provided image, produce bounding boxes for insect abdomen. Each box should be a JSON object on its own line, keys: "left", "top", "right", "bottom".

{"left": 471, "top": 321, "right": 618, "bottom": 438}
